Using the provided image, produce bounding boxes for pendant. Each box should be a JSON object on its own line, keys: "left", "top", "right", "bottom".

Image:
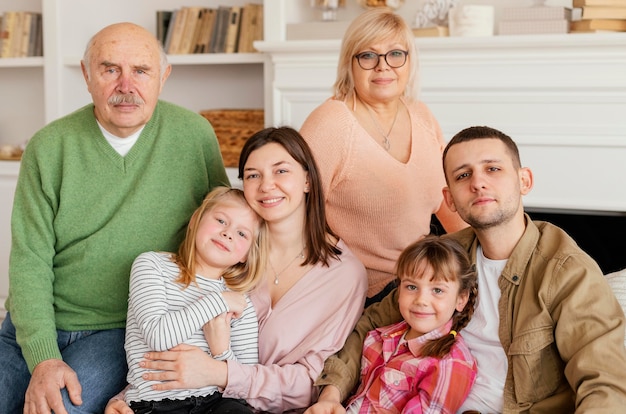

{"left": 274, "top": 276, "right": 279, "bottom": 285}
{"left": 382, "top": 136, "right": 391, "bottom": 151}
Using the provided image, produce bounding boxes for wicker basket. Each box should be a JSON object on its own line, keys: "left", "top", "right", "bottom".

{"left": 200, "top": 109, "right": 264, "bottom": 167}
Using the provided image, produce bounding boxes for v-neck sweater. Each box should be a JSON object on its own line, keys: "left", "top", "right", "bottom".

{"left": 7, "top": 100, "right": 229, "bottom": 371}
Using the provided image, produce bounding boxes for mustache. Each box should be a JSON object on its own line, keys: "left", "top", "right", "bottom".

{"left": 108, "top": 94, "right": 144, "bottom": 105}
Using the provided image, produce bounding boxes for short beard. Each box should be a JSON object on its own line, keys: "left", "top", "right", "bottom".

{"left": 108, "top": 94, "right": 144, "bottom": 105}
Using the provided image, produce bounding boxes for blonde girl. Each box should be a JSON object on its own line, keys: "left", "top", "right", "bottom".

{"left": 123, "top": 186, "right": 267, "bottom": 413}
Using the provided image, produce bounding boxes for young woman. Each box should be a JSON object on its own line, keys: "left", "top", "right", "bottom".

{"left": 106, "top": 127, "right": 368, "bottom": 413}
{"left": 124, "top": 187, "right": 267, "bottom": 413}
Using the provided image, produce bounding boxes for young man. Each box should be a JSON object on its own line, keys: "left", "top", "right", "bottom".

{"left": 308, "top": 126, "right": 626, "bottom": 413}
{"left": 0, "top": 23, "right": 229, "bottom": 414}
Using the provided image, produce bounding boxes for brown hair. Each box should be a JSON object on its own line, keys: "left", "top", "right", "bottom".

{"left": 174, "top": 186, "right": 267, "bottom": 293}
{"left": 238, "top": 126, "right": 341, "bottom": 266}
{"left": 333, "top": 7, "right": 419, "bottom": 101}
{"left": 395, "top": 235, "right": 477, "bottom": 358}
{"left": 442, "top": 126, "right": 522, "bottom": 184}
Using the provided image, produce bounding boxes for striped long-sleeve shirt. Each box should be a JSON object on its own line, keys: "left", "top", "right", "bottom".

{"left": 124, "top": 251, "right": 258, "bottom": 403}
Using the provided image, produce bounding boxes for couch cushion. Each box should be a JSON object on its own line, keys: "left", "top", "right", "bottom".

{"left": 605, "top": 268, "right": 626, "bottom": 348}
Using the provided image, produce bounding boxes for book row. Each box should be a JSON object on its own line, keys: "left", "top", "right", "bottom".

{"left": 0, "top": 11, "right": 43, "bottom": 58}
{"left": 158, "top": 3, "right": 263, "bottom": 55}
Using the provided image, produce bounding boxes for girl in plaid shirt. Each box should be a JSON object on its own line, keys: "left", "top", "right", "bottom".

{"left": 345, "top": 236, "right": 478, "bottom": 413}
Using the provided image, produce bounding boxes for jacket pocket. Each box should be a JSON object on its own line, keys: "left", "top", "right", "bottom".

{"left": 508, "top": 326, "right": 564, "bottom": 403}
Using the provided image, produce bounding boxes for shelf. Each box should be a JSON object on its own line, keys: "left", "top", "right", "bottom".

{"left": 0, "top": 57, "right": 44, "bottom": 68}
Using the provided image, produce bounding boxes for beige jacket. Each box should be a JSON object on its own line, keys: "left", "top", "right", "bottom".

{"left": 317, "top": 215, "right": 626, "bottom": 413}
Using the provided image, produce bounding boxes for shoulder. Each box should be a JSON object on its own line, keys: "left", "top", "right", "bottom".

{"left": 404, "top": 98, "right": 442, "bottom": 138}
{"left": 28, "top": 104, "right": 95, "bottom": 147}
{"left": 154, "top": 100, "right": 214, "bottom": 129}
{"left": 444, "top": 228, "right": 477, "bottom": 253}
{"left": 132, "top": 251, "right": 176, "bottom": 271}
{"left": 301, "top": 98, "right": 352, "bottom": 129}
{"left": 317, "top": 240, "right": 368, "bottom": 289}
{"left": 530, "top": 219, "right": 601, "bottom": 273}
{"left": 334, "top": 240, "right": 367, "bottom": 273}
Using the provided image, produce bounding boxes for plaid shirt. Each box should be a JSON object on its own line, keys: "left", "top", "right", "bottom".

{"left": 346, "top": 320, "right": 477, "bottom": 413}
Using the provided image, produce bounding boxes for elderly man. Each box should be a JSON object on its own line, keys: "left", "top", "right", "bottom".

{"left": 0, "top": 22, "right": 229, "bottom": 413}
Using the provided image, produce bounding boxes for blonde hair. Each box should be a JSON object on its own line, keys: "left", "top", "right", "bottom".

{"left": 395, "top": 235, "right": 477, "bottom": 358}
{"left": 333, "top": 8, "right": 419, "bottom": 101}
{"left": 174, "top": 186, "right": 267, "bottom": 293}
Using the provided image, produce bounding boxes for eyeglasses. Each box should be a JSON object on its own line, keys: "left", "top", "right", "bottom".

{"left": 354, "top": 49, "right": 408, "bottom": 70}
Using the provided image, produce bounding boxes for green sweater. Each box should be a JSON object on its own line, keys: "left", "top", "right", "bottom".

{"left": 7, "top": 101, "right": 229, "bottom": 371}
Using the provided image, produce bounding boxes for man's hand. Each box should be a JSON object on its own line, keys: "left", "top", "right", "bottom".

{"left": 304, "top": 385, "right": 346, "bottom": 414}
{"left": 24, "top": 359, "right": 82, "bottom": 414}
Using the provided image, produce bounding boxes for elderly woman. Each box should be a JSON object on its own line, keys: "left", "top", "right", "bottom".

{"left": 300, "top": 8, "right": 467, "bottom": 306}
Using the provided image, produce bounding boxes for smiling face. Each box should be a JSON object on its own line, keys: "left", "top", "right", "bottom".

{"left": 443, "top": 138, "right": 533, "bottom": 230}
{"left": 194, "top": 199, "right": 259, "bottom": 277}
{"left": 81, "top": 23, "right": 171, "bottom": 137}
{"left": 398, "top": 260, "right": 468, "bottom": 340}
{"left": 352, "top": 37, "right": 410, "bottom": 105}
{"left": 241, "top": 142, "right": 310, "bottom": 225}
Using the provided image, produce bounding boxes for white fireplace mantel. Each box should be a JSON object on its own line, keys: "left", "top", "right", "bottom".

{"left": 257, "top": 33, "right": 626, "bottom": 213}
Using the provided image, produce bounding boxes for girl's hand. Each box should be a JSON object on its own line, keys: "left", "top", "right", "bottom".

{"left": 203, "top": 312, "right": 233, "bottom": 356}
{"left": 220, "top": 291, "right": 246, "bottom": 318}
{"left": 104, "top": 398, "right": 133, "bottom": 414}
{"left": 141, "top": 344, "right": 228, "bottom": 389}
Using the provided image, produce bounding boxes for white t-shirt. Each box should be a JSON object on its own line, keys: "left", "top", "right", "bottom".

{"left": 98, "top": 122, "right": 143, "bottom": 156}
{"left": 458, "top": 245, "right": 508, "bottom": 413}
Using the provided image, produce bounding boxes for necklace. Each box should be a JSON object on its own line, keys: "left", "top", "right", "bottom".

{"left": 269, "top": 248, "right": 305, "bottom": 285}
{"left": 364, "top": 102, "right": 399, "bottom": 151}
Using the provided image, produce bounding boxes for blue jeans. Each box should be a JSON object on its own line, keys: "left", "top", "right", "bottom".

{"left": 0, "top": 313, "right": 128, "bottom": 413}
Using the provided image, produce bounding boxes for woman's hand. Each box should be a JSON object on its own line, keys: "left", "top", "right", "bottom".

{"left": 141, "top": 343, "right": 228, "bottom": 390}
{"left": 203, "top": 312, "right": 233, "bottom": 356}
{"left": 104, "top": 398, "right": 133, "bottom": 414}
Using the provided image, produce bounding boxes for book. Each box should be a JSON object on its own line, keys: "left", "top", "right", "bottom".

{"left": 571, "top": 18, "right": 626, "bottom": 31}
{"left": 580, "top": 5, "right": 626, "bottom": 18}
{"left": 194, "top": 8, "right": 217, "bottom": 53}
{"left": 1, "top": 11, "right": 18, "bottom": 57}
{"left": 162, "top": 9, "right": 178, "bottom": 54}
{"left": 166, "top": 8, "right": 189, "bottom": 54}
{"left": 225, "top": 6, "right": 242, "bottom": 53}
{"left": 32, "top": 12, "right": 43, "bottom": 56}
{"left": 209, "top": 6, "right": 231, "bottom": 53}
{"left": 573, "top": 0, "right": 626, "bottom": 6}
{"left": 17, "top": 11, "right": 32, "bottom": 58}
{"left": 501, "top": 6, "right": 572, "bottom": 21}
{"left": 156, "top": 10, "right": 173, "bottom": 47}
{"left": 412, "top": 26, "right": 449, "bottom": 37}
{"left": 26, "top": 12, "right": 41, "bottom": 57}
{"left": 499, "top": 19, "right": 569, "bottom": 35}
{"left": 238, "top": 3, "right": 264, "bottom": 53}
{"left": 178, "top": 7, "right": 203, "bottom": 54}
{"left": 252, "top": 4, "right": 264, "bottom": 52}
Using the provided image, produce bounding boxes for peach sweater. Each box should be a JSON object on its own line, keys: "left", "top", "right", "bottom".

{"left": 301, "top": 97, "right": 460, "bottom": 297}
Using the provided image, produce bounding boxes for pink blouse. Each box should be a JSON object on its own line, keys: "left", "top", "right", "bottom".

{"left": 222, "top": 239, "right": 368, "bottom": 412}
